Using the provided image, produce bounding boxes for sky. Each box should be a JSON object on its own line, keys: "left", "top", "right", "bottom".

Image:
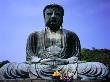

{"left": 0, "top": 0, "right": 110, "bottom": 62}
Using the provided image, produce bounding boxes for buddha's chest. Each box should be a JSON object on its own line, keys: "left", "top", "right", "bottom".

{"left": 38, "top": 31, "right": 65, "bottom": 58}
{"left": 45, "top": 32, "right": 62, "bottom": 48}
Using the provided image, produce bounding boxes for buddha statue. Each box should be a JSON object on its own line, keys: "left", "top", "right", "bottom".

{"left": 0, "top": 4, "right": 109, "bottom": 80}
{"left": 26, "top": 4, "right": 81, "bottom": 79}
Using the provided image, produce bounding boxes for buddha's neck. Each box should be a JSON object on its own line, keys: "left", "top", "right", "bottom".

{"left": 46, "top": 27, "right": 61, "bottom": 39}
{"left": 46, "top": 26, "right": 61, "bottom": 33}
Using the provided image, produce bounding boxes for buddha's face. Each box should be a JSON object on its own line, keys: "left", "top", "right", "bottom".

{"left": 44, "top": 7, "right": 63, "bottom": 31}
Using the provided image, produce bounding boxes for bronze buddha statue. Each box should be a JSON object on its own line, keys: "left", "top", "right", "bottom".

{"left": 0, "top": 4, "right": 109, "bottom": 80}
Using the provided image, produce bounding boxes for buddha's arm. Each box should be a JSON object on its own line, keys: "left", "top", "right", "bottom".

{"left": 66, "top": 32, "right": 81, "bottom": 63}
{"left": 56, "top": 32, "right": 81, "bottom": 64}
{"left": 26, "top": 32, "right": 51, "bottom": 63}
{"left": 26, "top": 32, "right": 41, "bottom": 62}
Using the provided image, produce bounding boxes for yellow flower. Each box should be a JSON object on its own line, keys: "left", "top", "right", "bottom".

{"left": 52, "top": 71, "right": 61, "bottom": 77}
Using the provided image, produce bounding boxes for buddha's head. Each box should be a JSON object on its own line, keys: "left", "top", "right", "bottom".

{"left": 43, "top": 4, "right": 64, "bottom": 32}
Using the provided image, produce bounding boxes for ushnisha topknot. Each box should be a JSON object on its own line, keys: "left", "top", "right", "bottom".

{"left": 43, "top": 3, "right": 64, "bottom": 17}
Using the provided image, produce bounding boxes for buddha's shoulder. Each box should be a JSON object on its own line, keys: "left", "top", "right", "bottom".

{"left": 27, "top": 29, "right": 44, "bottom": 38}
{"left": 62, "top": 28, "right": 78, "bottom": 36}
{"left": 29, "top": 29, "right": 44, "bottom": 35}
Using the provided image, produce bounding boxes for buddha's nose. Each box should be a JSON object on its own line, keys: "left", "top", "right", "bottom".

{"left": 51, "top": 12, "right": 55, "bottom": 18}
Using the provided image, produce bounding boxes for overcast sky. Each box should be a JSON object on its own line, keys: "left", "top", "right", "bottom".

{"left": 0, "top": 0, "right": 110, "bottom": 62}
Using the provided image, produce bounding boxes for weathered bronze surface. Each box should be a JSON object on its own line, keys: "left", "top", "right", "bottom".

{"left": 0, "top": 4, "right": 109, "bottom": 81}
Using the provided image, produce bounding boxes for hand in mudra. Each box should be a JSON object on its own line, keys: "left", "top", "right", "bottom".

{"left": 40, "top": 58, "right": 69, "bottom": 65}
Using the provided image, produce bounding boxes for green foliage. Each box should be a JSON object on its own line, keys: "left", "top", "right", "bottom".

{"left": 81, "top": 48, "right": 110, "bottom": 66}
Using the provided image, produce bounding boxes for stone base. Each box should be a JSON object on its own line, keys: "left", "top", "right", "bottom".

{"left": 0, "top": 79, "right": 109, "bottom": 82}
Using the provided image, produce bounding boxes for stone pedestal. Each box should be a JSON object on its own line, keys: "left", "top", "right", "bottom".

{"left": 0, "top": 79, "right": 109, "bottom": 82}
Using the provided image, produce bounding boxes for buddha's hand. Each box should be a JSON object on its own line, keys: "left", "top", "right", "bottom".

{"left": 55, "top": 58, "right": 69, "bottom": 65}
{"left": 40, "top": 58, "right": 52, "bottom": 65}
{"left": 39, "top": 58, "right": 69, "bottom": 65}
